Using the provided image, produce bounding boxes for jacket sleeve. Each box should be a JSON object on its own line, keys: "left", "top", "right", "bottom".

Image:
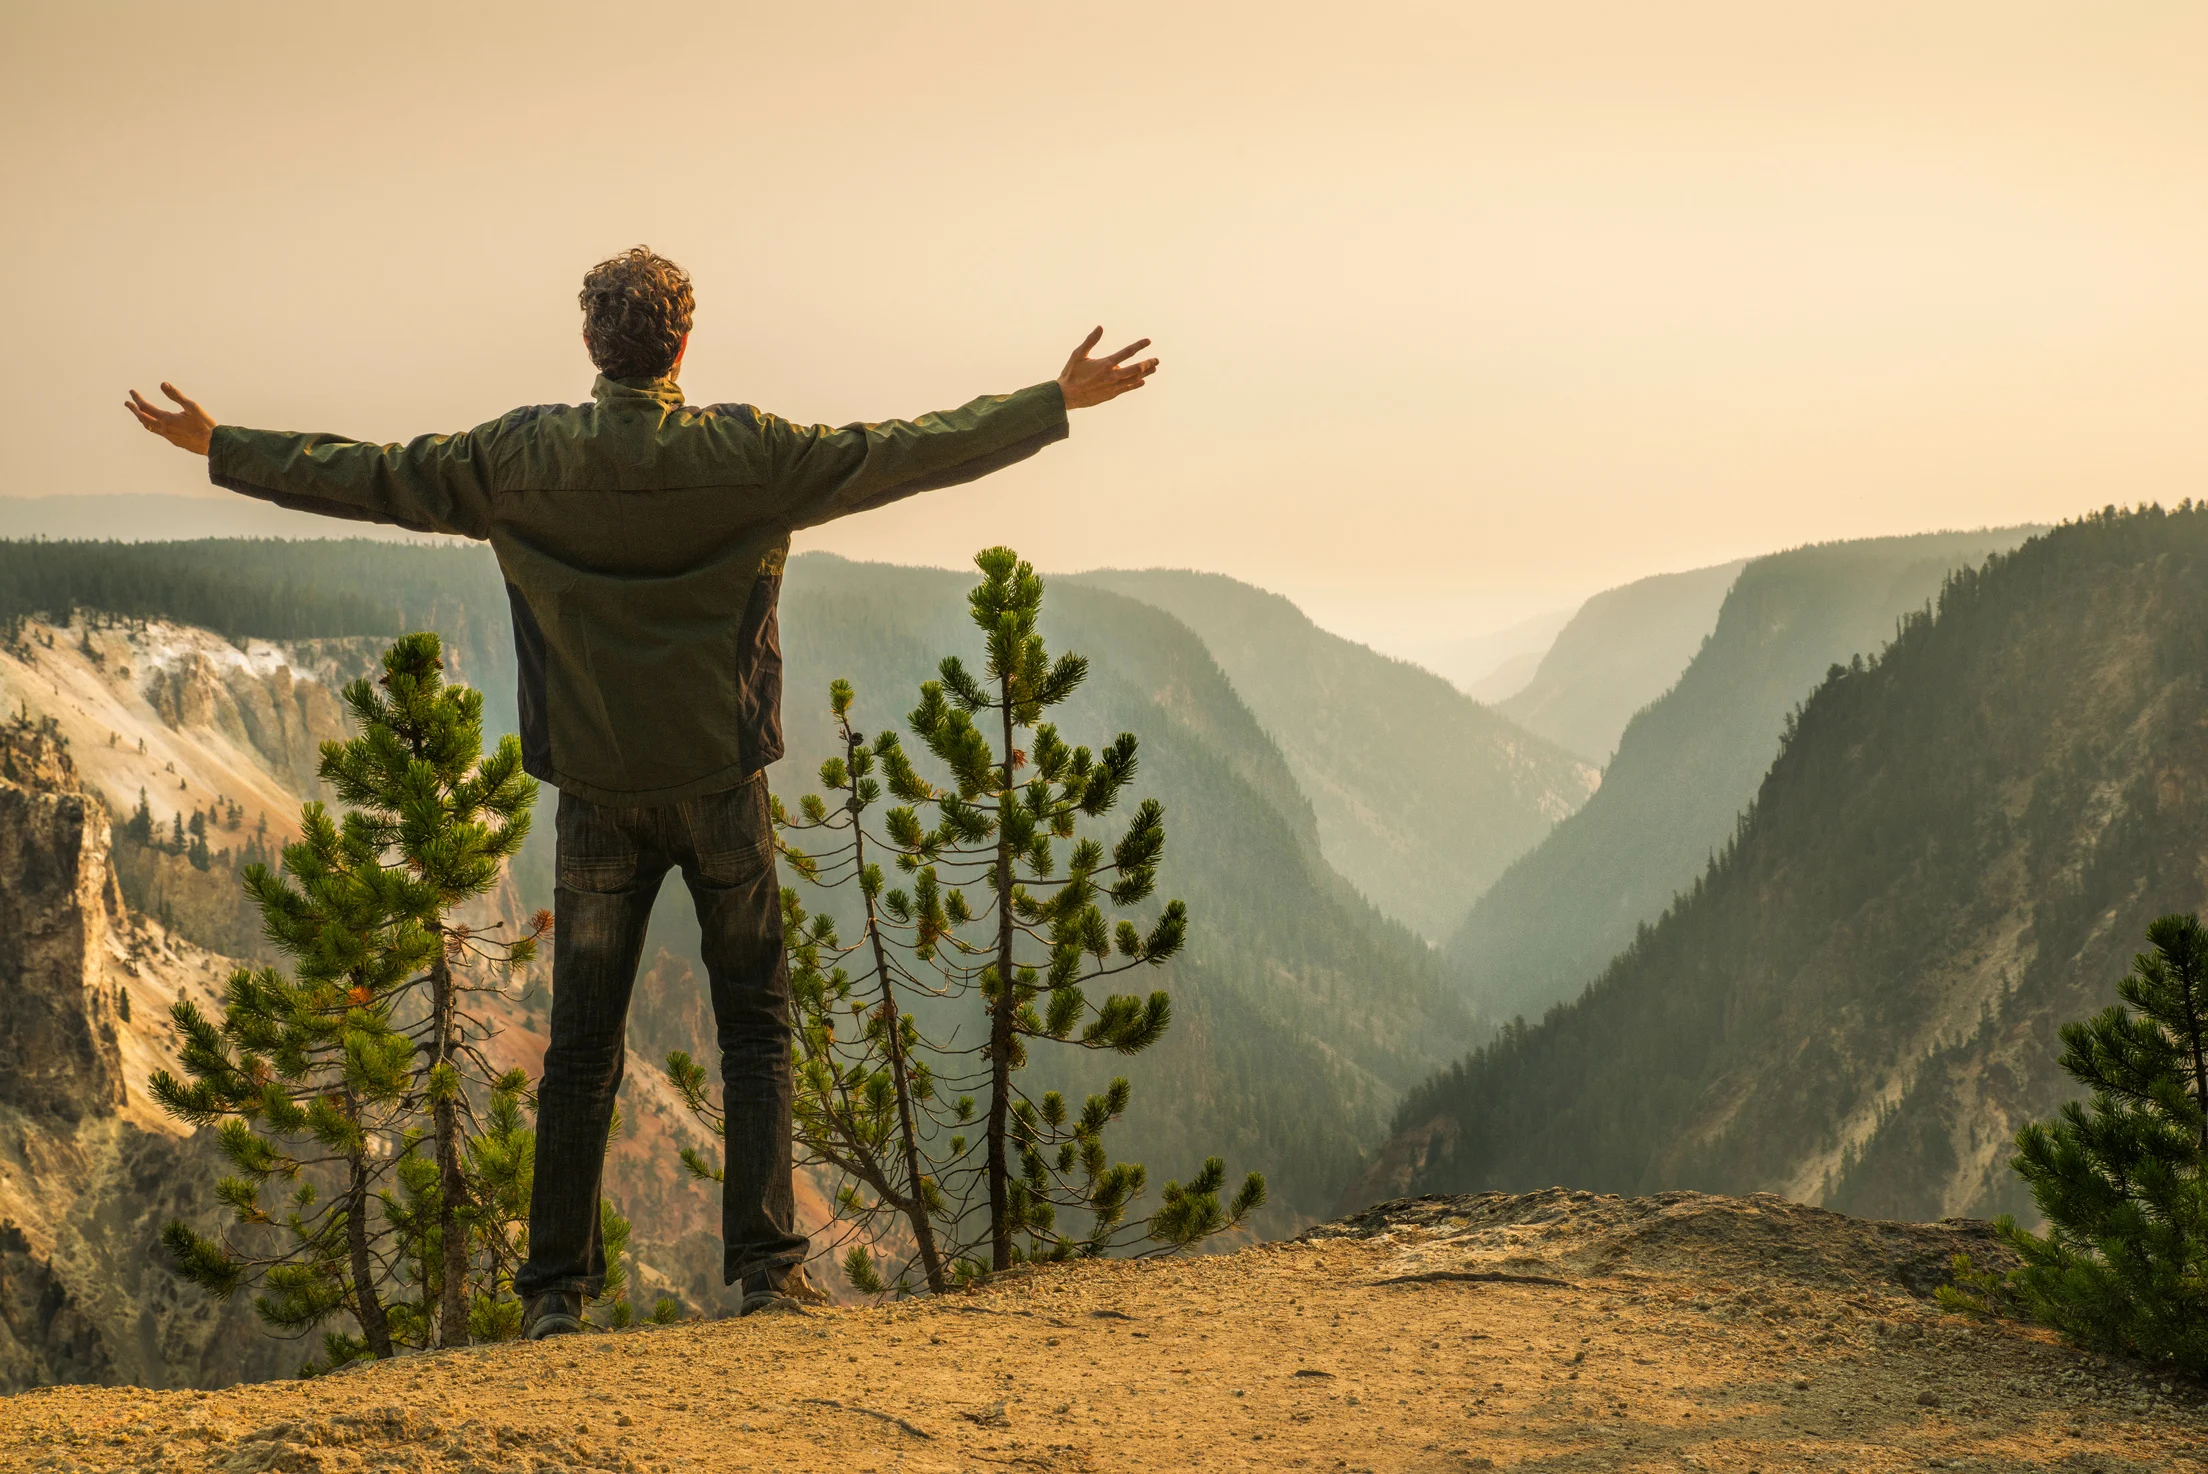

{"left": 205, "top": 420, "right": 502, "bottom": 540}
{"left": 758, "top": 381, "right": 1069, "bottom": 532}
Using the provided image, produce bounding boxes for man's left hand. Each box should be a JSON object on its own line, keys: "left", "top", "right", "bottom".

{"left": 127, "top": 382, "right": 216, "bottom": 456}
{"left": 1057, "top": 329, "right": 1158, "bottom": 411}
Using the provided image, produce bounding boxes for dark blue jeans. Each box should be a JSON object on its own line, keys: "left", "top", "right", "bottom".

{"left": 514, "top": 773, "right": 806, "bottom": 1300}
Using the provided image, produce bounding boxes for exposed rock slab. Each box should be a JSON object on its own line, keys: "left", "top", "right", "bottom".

{"left": 0, "top": 772, "right": 127, "bottom": 1120}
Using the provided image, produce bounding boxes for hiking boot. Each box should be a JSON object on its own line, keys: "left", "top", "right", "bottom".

{"left": 523, "top": 1286, "right": 586, "bottom": 1340}
{"left": 739, "top": 1261, "right": 829, "bottom": 1316}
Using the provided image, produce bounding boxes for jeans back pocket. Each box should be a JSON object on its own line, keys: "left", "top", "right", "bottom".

{"left": 555, "top": 792, "right": 642, "bottom": 894}
{"left": 681, "top": 774, "right": 773, "bottom": 888}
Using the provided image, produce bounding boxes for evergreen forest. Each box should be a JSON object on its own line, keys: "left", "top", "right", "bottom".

{"left": 1398, "top": 505, "right": 2208, "bottom": 1223}
{"left": 0, "top": 538, "right": 515, "bottom": 728}
{"left": 2, "top": 537, "right": 1466, "bottom": 1226}
{"left": 1446, "top": 527, "right": 2035, "bottom": 1026}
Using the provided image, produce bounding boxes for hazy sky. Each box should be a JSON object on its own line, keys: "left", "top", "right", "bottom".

{"left": 5, "top": 3, "right": 2203, "bottom": 660}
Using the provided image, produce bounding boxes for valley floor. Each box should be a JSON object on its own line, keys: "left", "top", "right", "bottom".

{"left": 6, "top": 1191, "right": 2202, "bottom": 1474}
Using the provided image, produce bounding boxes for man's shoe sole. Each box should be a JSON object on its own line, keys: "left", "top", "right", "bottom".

{"left": 526, "top": 1311, "right": 586, "bottom": 1340}
{"left": 739, "top": 1291, "right": 809, "bottom": 1317}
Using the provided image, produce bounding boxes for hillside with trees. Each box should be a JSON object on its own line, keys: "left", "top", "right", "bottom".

{"left": 756, "top": 556, "right": 1476, "bottom": 1223}
{"left": 1494, "top": 558, "right": 1745, "bottom": 762}
{"left": 0, "top": 539, "right": 514, "bottom": 729}
{"left": 1446, "top": 527, "right": 2033, "bottom": 1025}
{"left": 628, "top": 554, "right": 1484, "bottom": 1223}
{"left": 0, "top": 539, "right": 1472, "bottom": 1227}
{"left": 1070, "top": 568, "right": 1599, "bottom": 941}
{"left": 0, "top": 493, "right": 441, "bottom": 544}
{"left": 1390, "top": 506, "right": 2208, "bottom": 1223}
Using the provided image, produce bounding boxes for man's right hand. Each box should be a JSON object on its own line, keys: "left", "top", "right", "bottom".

{"left": 1057, "top": 328, "right": 1158, "bottom": 410}
{"left": 126, "top": 382, "right": 216, "bottom": 456}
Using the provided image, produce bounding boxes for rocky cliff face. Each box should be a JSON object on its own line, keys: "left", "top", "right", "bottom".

{"left": 0, "top": 722, "right": 126, "bottom": 1121}
{"left": 2, "top": 617, "right": 366, "bottom": 965}
{"left": 0, "top": 721, "right": 289, "bottom": 1390}
{"left": 0, "top": 620, "right": 848, "bottom": 1387}
{"left": 0, "top": 617, "right": 365, "bottom": 860}
{"left": 143, "top": 641, "right": 359, "bottom": 797}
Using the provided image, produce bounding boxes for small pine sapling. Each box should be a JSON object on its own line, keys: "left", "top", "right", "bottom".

{"left": 900, "top": 548, "right": 1261, "bottom": 1268}
{"left": 668, "top": 678, "right": 964, "bottom": 1294}
{"left": 150, "top": 633, "right": 545, "bottom": 1368}
{"left": 666, "top": 553, "right": 1263, "bottom": 1295}
{"left": 1941, "top": 912, "right": 2208, "bottom": 1376}
{"left": 318, "top": 631, "right": 538, "bottom": 1349}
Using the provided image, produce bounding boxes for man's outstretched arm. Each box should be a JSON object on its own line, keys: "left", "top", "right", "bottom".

{"left": 126, "top": 382, "right": 497, "bottom": 539}
{"left": 767, "top": 328, "right": 1159, "bottom": 531}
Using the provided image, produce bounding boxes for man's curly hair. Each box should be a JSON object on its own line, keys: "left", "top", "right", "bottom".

{"left": 579, "top": 246, "right": 695, "bottom": 380}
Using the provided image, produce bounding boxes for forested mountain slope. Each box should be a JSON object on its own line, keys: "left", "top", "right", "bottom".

{"left": 1447, "top": 528, "right": 2033, "bottom": 1025}
{"left": 0, "top": 539, "right": 515, "bottom": 733}
{"left": 1071, "top": 568, "right": 1599, "bottom": 941}
{"left": 2, "top": 541, "right": 1474, "bottom": 1227}
{"left": 755, "top": 556, "right": 1475, "bottom": 1221}
{"left": 582, "top": 553, "right": 1484, "bottom": 1222}
{"left": 1496, "top": 558, "right": 1745, "bottom": 762}
{"left": 1387, "top": 506, "right": 2208, "bottom": 1223}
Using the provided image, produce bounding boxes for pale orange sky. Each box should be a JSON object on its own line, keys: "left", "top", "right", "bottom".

{"left": 4, "top": 2, "right": 2204, "bottom": 660}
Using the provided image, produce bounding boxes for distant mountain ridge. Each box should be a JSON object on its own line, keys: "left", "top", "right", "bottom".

{"left": 1497, "top": 559, "right": 1746, "bottom": 763}
{"left": 1446, "top": 527, "right": 2036, "bottom": 1025}
{"left": 1386, "top": 507, "right": 2207, "bottom": 1222}
{"left": 1071, "top": 569, "right": 1599, "bottom": 942}
{"left": 0, "top": 493, "right": 454, "bottom": 545}
{"left": 1418, "top": 606, "right": 1576, "bottom": 701}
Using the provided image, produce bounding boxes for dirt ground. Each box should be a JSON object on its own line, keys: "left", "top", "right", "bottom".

{"left": 6, "top": 1190, "right": 2204, "bottom": 1474}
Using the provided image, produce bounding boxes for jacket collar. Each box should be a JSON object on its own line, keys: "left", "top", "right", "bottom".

{"left": 592, "top": 373, "right": 687, "bottom": 408}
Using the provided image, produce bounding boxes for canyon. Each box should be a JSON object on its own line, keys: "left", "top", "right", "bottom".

{"left": 0, "top": 619, "right": 759, "bottom": 1388}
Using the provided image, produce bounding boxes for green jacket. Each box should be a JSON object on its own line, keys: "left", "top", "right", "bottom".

{"left": 208, "top": 375, "right": 1069, "bottom": 805}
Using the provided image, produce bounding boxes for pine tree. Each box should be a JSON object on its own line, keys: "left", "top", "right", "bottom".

{"left": 670, "top": 550, "right": 1263, "bottom": 1293}
{"left": 124, "top": 788, "right": 154, "bottom": 847}
{"left": 1944, "top": 912, "right": 2208, "bottom": 1374}
{"left": 796, "top": 681, "right": 950, "bottom": 1288}
{"left": 672, "top": 683, "right": 959, "bottom": 1292}
{"left": 150, "top": 633, "right": 544, "bottom": 1368}
{"left": 317, "top": 631, "right": 539, "bottom": 1348}
{"left": 900, "top": 548, "right": 1259, "bottom": 1269}
{"left": 243, "top": 811, "right": 273, "bottom": 869}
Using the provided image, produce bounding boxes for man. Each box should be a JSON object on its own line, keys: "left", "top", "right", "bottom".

{"left": 128, "top": 246, "right": 1157, "bottom": 1335}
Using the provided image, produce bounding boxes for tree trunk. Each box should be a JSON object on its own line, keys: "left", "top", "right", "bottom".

{"left": 881, "top": 997, "right": 946, "bottom": 1290}
{"left": 851, "top": 737, "right": 946, "bottom": 1291}
{"left": 430, "top": 939, "right": 470, "bottom": 1347}
{"left": 345, "top": 1146, "right": 396, "bottom": 1358}
{"left": 986, "top": 689, "right": 1018, "bottom": 1271}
